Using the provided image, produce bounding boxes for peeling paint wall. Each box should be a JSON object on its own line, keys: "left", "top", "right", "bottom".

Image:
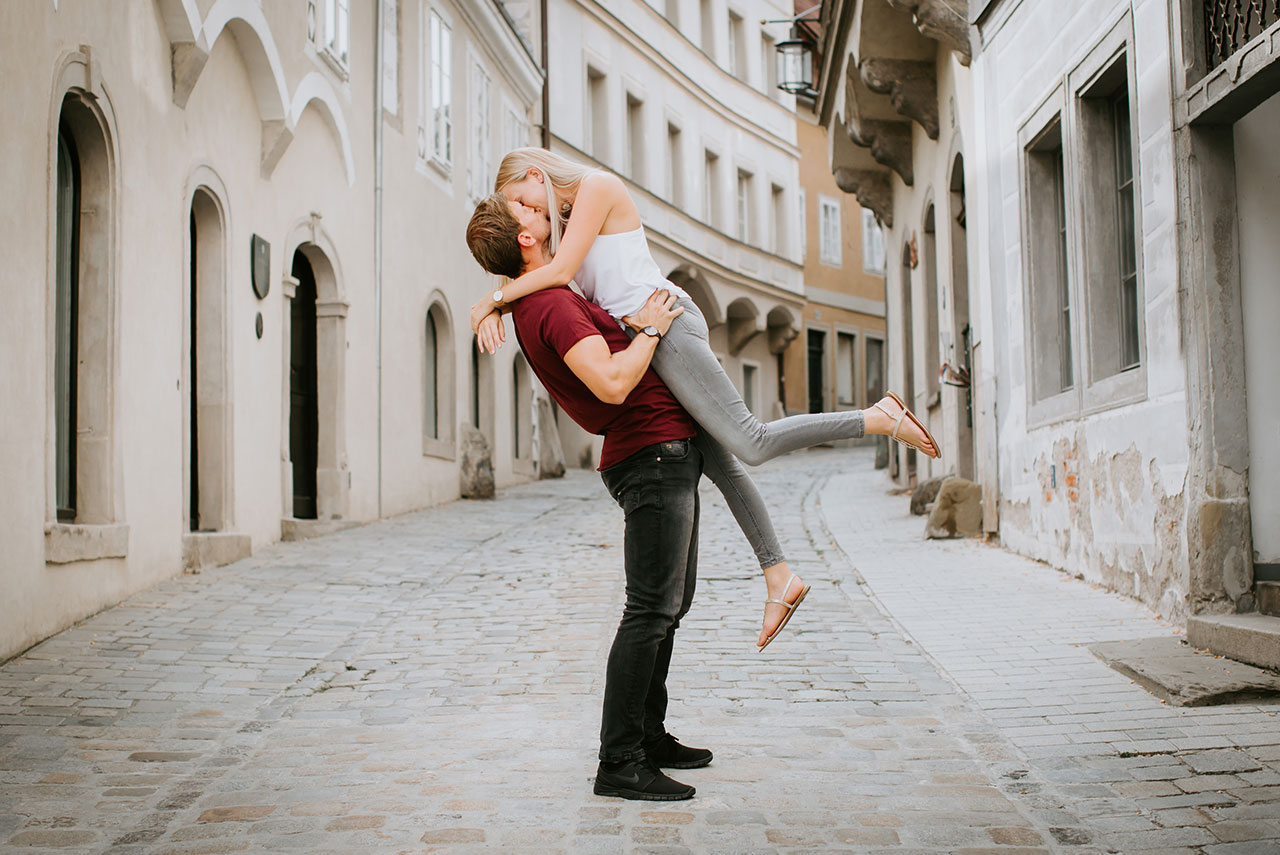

{"left": 973, "top": 0, "right": 1193, "bottom": 619}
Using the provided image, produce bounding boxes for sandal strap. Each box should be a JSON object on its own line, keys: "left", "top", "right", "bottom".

{"left": 765, "top": 574, "right": 801, "bottom": 609}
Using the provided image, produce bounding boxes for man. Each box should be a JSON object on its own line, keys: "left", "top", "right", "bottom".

{"left": 466, "top": 193, "right": 711, "bottom": 801}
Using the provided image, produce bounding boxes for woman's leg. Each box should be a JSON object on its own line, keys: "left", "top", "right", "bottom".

{"left": 690, "top": 431, "right": 808, "bottom": 646}
{"left": 650, "top": 300, "right": 864, "bottom": 467}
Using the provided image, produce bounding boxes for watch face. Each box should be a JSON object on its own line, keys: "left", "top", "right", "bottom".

{"left": 493, "top": 290, "right": 504, "bottom": 303}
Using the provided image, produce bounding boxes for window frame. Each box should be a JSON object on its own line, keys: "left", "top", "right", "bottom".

{"left": 835, "top": 329, "right": 857, "bottom": 406}
{"left": 468, "top": 58, "right": 492, "bottom": 202}
{"left": 1018, "top": 85, "right": 1082, "bottom": 428}
{"left": 861, "top": 208, "right": 886, "bottom": 274}
{"left": 1069, "top": 16, "right": 1147, "bottom": 414}
{"left": 666, "top": 119, "right": 683, "bottom": 206}
{"left": 818, "top": 194, "right": 842, "bottom": 266}
{"left": 323, "top": 0, "right": 351, "bottom": 73}
{"left": 419, "top": 5, "right": 453, "bottom": 174}
{"left": 735, "top": 167, "right": 752, "bottom": 243}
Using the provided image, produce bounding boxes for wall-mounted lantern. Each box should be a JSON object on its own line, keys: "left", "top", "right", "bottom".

{"left": 776, "top": 30, "right": 816, "bottom": 97}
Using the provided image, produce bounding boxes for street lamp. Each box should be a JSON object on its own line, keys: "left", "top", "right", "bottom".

{"left": 775, "top": 26, "right": 816, "bottom": 97}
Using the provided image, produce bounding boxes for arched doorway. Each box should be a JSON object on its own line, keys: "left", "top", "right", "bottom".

{"left": 922, "top": 204, "right": 942, "bottom": 479}
{"left": 289, "top": 250, "right": 319, "bottom": 520}
{"left": 950, "top": 154, "right": 975, "bottom": 480}
{"left": 187, "top": 188, "right": 229, "bottom": 532}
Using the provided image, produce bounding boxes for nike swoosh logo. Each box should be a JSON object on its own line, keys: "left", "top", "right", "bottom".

{"left": 613, "top": 771, "right": 641, "bottom": 784}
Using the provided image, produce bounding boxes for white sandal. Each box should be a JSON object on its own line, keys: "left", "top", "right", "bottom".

{"left": 758, "top": 574, "right": 810, "bottom": 651}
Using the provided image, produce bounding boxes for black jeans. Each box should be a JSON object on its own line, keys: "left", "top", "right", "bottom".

{"left": 597, "top": 437, "right": 702, "bottom": 762}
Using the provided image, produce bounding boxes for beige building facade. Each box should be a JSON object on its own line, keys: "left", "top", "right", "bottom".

{"left": 783, "top": 116, "right": 886, "bottom": 434}
{"left": 1, "top": 0, "right": 543, "bottom": 661}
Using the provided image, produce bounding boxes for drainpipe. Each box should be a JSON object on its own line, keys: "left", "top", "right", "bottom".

{"left": 374, "top": 0, "right": 385, "bottom": 518}
{"left": 540, "top": 0, "right": 549, "bottom": 148}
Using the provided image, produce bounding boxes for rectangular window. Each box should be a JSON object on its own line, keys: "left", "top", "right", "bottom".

{"left": 1077, "top": 56, "right": 1142, "bottom": 383}
{"left": 761, "top": 34, "right": 777, "bottom": 94}
{"left": 797, "top": 188, "right": 806, "bottom": 260}
{"left": 728, "top": 12, "right": 747, "bottom": 78}
{"left": 742, "top": 363, "right": 757, "bottom": 414}
{"left": 424, "top": 10, "right": 452, "bottom": 166}
{"left": 866, "top": 337, "right": 884, "bottom": 404}
{"left": 819, "top": 195, "right": 841, "bottom": 265}
{"left": 626, "top": 93, "right": 645, "bottom": 183}
{"left": 770, "top": 183, "right": 785, "bottom": 255}
{"left": 469, "top": 62, "right": 491, "bottom": 199}
{"left": 736, "top": 169, "right": 752, "bottom": 242}
{"left": 667, "top": 123, "right": 683, "bottom": 206}
{"left": 587, "top": 66, "right": 608, "bottom": 160}
{"left": 861, "top": 208, "right": 886, "bottom": 273}
{"left": 704, "top": 149, "right": 720, "bottom": 226}
{"left": 325, "top": 0, "right": 350, "bottom": 66}
{"left": 503, "top": 103, "right": 528, "bottom": 155}
{"left": 700, "top": 0, "right": 714, "bottom": 56}
{"left": 1024, "top": 116, "right": 1074, "bottom": 400}
{"left": 836, "top": 332, "right": 856, "bottom": 404}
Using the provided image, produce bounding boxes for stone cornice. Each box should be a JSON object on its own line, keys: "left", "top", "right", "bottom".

{"left": 847, "top": 117, "right": 915, "bottom": 186}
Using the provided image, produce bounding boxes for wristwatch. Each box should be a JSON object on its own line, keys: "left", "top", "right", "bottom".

{"left": 641, "top": 325, "right": 661, "bottom": 339}
{"left": 491, "top": 289, "right": 504, "bottom": 304}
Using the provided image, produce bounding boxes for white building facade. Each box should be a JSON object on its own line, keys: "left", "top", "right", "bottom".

{"left": 1, "top": 0, "right": 542, "bottom": 662}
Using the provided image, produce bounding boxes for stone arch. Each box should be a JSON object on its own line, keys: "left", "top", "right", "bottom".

{"left": 667, "top": 264, "right": 723, "bottom": 326}
{"left": 46, "top": 49, "right": 125, "bottom": 543}
{"left": 273, "top": 72, "right": 356, "bottom": 185}
{"left": 422, "top": 290, "right": 456, "bottom": 457}
{"left": 280, "top": 222, "right": 349, "bottom": 528}
{"left": 726, "top": 296, "right": 765, "bottom": 356}
{"left": 182, "top": 170, "right": 234, "bottom": 534}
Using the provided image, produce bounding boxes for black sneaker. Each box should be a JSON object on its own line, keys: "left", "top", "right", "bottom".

{"left": 643, "top": 733, "right": 713, "bottom": 769}
{"left": 593, "top": 758, "right": 695, "bottom": 801}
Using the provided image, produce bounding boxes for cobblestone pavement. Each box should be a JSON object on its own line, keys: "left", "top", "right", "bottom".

{"left": 0, "top": 448, "right": 1276, "bottom": 854}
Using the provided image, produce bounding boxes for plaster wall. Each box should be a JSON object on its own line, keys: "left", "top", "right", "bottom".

{"left": 971, "top": 0, "right": 1190, "bottom": 618}
{"left": 878, "top": 49, "right": 977, "bottom": 483}
{"left": 1234, "top": 90, "right": 1280, "bottom": 565}
{"left": 0, "top": 0, "right": 541, "bottom": 661}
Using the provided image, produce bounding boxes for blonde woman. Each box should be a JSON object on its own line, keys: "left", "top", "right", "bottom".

{"left": 468, "top": 147, "right": 939, "bottom": 650}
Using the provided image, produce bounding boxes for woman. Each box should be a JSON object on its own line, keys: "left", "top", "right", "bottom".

{"left": 470, "top": 147, "right": 939, "bottom": 650}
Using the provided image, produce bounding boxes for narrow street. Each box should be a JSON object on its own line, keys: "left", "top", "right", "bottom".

{"left": 1, "top": 448, "right": 1277, "bottom": 854}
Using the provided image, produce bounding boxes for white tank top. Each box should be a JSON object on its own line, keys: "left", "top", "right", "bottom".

{"left": 574, "top": 225, "right": 689, "bottom": 320}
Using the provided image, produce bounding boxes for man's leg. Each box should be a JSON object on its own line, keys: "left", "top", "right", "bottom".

{"left": 597, "top": 438, "right": 702, "bottom": 762}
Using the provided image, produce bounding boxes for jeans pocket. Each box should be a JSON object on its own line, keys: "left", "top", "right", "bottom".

{"left": 656, "top": 439, "right": 690, "bottom": 461}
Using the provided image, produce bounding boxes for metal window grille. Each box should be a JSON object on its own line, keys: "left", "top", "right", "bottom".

{"left": 1206, "top": 0, "right": 1280, "bottom": 69}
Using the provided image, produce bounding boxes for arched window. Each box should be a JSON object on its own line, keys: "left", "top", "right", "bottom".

{"left": 424, "top": 311, "right": 439, "bottom": 439}
{"left": 512, "top": 353, "right": 533, "bottom": 461}
{"left": 422, "top": 297, "right": 456, "bottom": 457}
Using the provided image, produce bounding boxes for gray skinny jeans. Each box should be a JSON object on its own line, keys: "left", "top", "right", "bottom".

{"left": 629, "top": 297, "right": 866, "bottom": 569}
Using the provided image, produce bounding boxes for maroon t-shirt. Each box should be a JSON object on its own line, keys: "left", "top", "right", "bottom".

{"left": 510, "top": 287, "right": 696, "bottom": 470}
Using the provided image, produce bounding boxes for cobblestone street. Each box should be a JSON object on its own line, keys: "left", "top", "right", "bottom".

{"left": 1, "top": 448, "right": 1278, "bottom": 854}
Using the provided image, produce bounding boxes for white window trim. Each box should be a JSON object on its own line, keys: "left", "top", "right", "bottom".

{"left": 468, "top": 58, "right": 492, "bottom": 202}
{"left": 798, "top": 187, "right": 807, "bottom": 263}
{"left": 861, "top": 208, "right": 886, "bottom": 274}
{"left": 321, "top": 0, "right": 351, "bottom": 75}
{"left": 419, "top": 5, "right": 454, "bottom": 176}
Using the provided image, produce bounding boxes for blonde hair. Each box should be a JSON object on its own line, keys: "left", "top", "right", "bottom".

{"left": 494, "top": 147, "right": 594, "bottom": 256}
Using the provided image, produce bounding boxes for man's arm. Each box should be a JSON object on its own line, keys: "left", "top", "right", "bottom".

{"left": 563, "top": 290, "right": 682, "bottom": 405}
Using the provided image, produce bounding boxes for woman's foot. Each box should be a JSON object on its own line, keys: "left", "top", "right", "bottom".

{"left": 759, "top": 565, "right": 806, "bottom": 647}
{"left": 865, "top": 394, "right": 939, "bottom": 458}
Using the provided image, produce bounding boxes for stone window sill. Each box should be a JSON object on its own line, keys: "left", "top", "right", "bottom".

{"left": 45, "top": 523, "right": 129, "bottom": 565}
{"left": 423, "top": 436, "right": 456, "bottom": 461}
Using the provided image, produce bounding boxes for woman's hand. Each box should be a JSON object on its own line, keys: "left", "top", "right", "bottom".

{"left": 476, "top": 310, "right": 506, "bottom": 354}
{"left": 470, "top": 295, "right": 498, "bottom": 334}
{"left": 621, "top": 289, "right": 683, "bottom": 337}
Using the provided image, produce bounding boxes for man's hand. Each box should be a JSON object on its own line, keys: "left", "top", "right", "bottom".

{"left": 621, "top": 289, "right": 684, "bottom": 336}
{"left": 470, "top": 295, "right": 498, "bottom": 334}
{"left": 476, "top": 310, "right": 506, "bottom": 354}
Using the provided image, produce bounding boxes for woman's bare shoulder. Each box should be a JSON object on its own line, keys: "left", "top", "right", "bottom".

{"left": 580, "top": 170, "right": 627, "bottom": 197}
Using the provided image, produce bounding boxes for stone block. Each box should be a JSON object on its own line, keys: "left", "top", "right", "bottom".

{"left": 1188, "top": 614, "right": 1280, "bottom": 672}
{"left": 459, "top": 423, "right": 495, "bottom": 499}
{"left": 182, "top": 532, "right": 251, "bottom": 572}
{"left": 1090, "top": 636, "right": 1280, "bottom": 706}
{"left": 924, "top": 477, "right": 983, "bottom": 538}
{"left": 910, "top": 476, "right": 947, "bottom": 515}
{"left": 44, "top": 523, "right": 129, "bottom": 564}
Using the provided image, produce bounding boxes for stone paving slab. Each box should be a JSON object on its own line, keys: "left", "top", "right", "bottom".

{"left": 819, "top": 451, "right": 1280, "bottom": 855}
{"left": 0, "top": 448, "right": 1273, "bottom": 853}
{"left": 1089, "top": 637, "right": 1280, "bottom": 706}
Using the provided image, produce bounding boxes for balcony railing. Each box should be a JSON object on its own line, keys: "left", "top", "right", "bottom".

{"left": 1206, "top": 0, "right": 1280, "bottom": 68}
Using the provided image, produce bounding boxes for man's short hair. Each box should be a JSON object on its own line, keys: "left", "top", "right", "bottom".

{"left": 466, "top": 192, "right": 524, "bottom": 279}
